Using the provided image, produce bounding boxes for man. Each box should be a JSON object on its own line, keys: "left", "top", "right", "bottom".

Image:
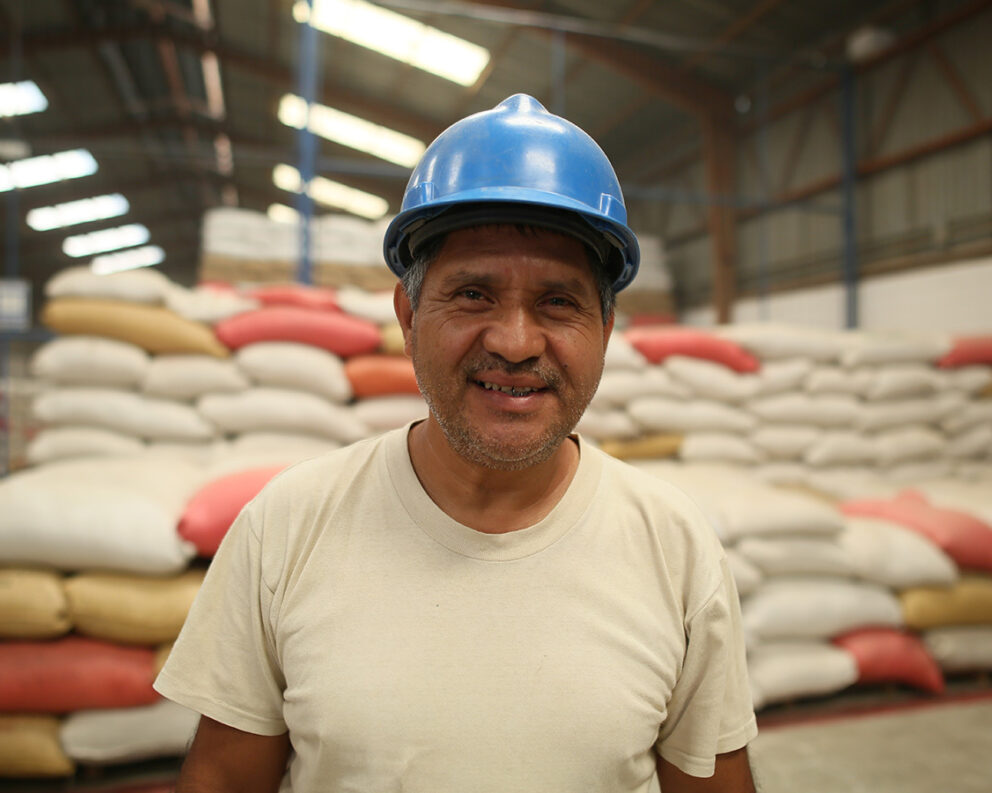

{"left": 155, "top": 94, "right": 757, "bottom": 792}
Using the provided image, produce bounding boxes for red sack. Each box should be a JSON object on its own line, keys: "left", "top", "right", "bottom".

{"left": 623, "top": 326, "right": 760, "bottom": 372}
{"left": 178, "top": 466, "right": 286, "bottom": 556}
{"left": 214, "top": 306, "right": 381, "bottom": 357}
{"left": 841, "top": 490, "right": 992, "bottom": 572}
{"left": 0, "top": 637, "right": 157, "bottom": 713}
{"left": 937, "top": 335, "right": 992, "bottom": 368}
{"left": 833, "top": 627, "right": 945, "bottom": 693}
{"left": 345, "top": 355, "right": 420, "bottom": 398}
{"left": 246, "top": 284, "right": 339, "bottom": 313}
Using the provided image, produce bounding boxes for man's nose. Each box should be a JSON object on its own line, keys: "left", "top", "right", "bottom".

{"left": 481, "top": 305, "right": 546, "bottom": 364}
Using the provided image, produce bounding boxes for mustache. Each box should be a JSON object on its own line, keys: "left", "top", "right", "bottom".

{"left": 464, "top": 356, "right": 562, "bottom": 390}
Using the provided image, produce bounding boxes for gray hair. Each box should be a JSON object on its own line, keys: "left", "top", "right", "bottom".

{"left": 400, "top": 225, "right": 616, "bottom": 324}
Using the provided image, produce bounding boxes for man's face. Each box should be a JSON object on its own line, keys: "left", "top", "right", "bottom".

{"left": 396, "top": 225, "right": 614, "bottom": 471}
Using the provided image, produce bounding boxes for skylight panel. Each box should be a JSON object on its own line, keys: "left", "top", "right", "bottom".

{"left": 278, "top": 94, "right": 426, "bottom": 168}
{"left": 273, "top": 164, "right": 388, "bottom": 220}
{"left": 0, "top": 80, "right": 48, "bottom": 118}
{"left": 295, "top": 0, "right": 490, "bottom": 87}
{"left": 0, "top": 149, "right": 98, "bottom": 193}
{"left": 63, "top": 223, "right": 151, "bottom": 258}
{"left": 26, "top": 194, "right": 129, "bottom": 231}
{"left": 91, "top": 245, "right": 166, "bottom": 275}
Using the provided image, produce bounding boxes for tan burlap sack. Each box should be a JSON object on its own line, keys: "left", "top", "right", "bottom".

{"left": 599, "top": 433, "right": 683, "bottom": 461}
{"left": 901, "top": 575, "right": 992, "bottom": 630}
{"left": 378, "top": 322, "right": 406, "bottom": 356}
{"left": 0, "top": 569, "right": 70, "bottom": 639}
{"left": 42, "top": 298, "right": 229, "bottom": 358}
{"left": 0, "top": 716, "right": 75, "bottom": 777}
{"left": 65, "top": 569, "right": 206, "bottom": 645}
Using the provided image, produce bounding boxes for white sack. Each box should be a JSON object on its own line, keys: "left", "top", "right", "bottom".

{"left": 198, "top": 388, "right": 369, "bottom": 444}
{"left": 748, "top": 641, "right": 858, "bottom": 708}
{"left": 749, "top": 425, "right": 821, "bottom": 460}
{"left": 804, "top": 365, "right": 872, "bottom": 396}
{"left": 628, "top": 397, "right": 756, "bottom": 434}
{"left": 946, "top": 424, "right": 992, "bottom": 459}
{"left": 142, "top": 355, "right": 249, "bottom": 400}
{"left": 61, "top": 699, "right": 199, "bottom": 764}
{"left": 576, "top": 407, "right": 640, "bottom": 441}
{"left": 864, "top": 364, "right": 945, "bottom": 401}
{"left": 742, "top": 578, "right": 903, "bottom": 641}
{"left": 924, "top": 626, "right": 992, "bottom": 673}
{"left": 839, "top": 516, "right": 958, "bottom": 589}
{"left": 634, "top": 462, "right": 843, "bottom": 541}
{"left": 726, "top": 548, "right": 763, "bottom": 597}
{"left": 230, "top": 432, "right": 341, "bottom": 460}
{"left": 0, "top": 456, "right": 201, "bottom": 574}
{"left": 753, "top": 358, "right": 814, "bottom": 396}
{"left": 34, "top": 387, "right": 216, "bottom": 441}
{"left": 679, "top": 433, "right": 764, "bottom": 465}
{"left": 336, "top": 286, "right": 397, "bottom": 325}
{"left": 26, "top": 426, "right": 145, "bottom": 465}
{"left": 887, "top": 459, "right": 953, "bottom": 485}
{"left": 31, "top": 336, "right": 150, "bottom": 388}
{"left": 715, "top": 323, "right": 850, "bottom": 362}
{"left": 803, "top": 431, "right": 877, "bottom": 467}
{"left": 873, "top": 426, "right": 946, "bottom": 467}
{"left": 352, "top": 395, "right": 429, "bottom": 433}
{"left": 752, "top": 462, "right": 809, "bottom": 488}
{"left": 591, "top": 368, "right": 688, "bottom": 409}
{"left": 664, "top": 356, "right": 759, "bottom": 403}
{"left": 941, "top": 401, "right": 992, "bottom": 435}
{"left": 45, "top": 266, "right": 173, "bottom": 304}
{"left": 747, "top": 393, "right": 859, "bottom": 428}
{"left": 604, "top": 333, "right": 647, "bottom": 370}
{"left": 164, "top": 284, "right": 258, "bottom": 323}
{"left": 234, "top": 342, "right": 351, "bottom": 403}
{"left": 736, "top": 536, "right": 855, "bottom": 578}
{"left": 804, "top": 467, "right": 898, "bottom": 501}
{"left": 951, "top": 366, "right": 992, "bottom": 395}
{"left": 857, "top": 393, "right": 963, "bottom": 432}
{"left": 839, "top": 330, "right": 950, "bottom": 368}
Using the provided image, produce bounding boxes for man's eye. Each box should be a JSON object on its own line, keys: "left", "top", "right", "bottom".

{"left": 546, "top": 296, "right": 574, "bottom": 308}
{"left": 458, "top": 289, "right": 485, "bottom": 300}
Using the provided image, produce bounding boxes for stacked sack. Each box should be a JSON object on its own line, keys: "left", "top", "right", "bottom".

{"left": 0, "top": 270, "right": 426, "bottom": 778}
{"left": 4, "top": 263, "right": 992, "bottom": 780}
{"left": 581, "top": 323, "right": 992, "bottom": 710}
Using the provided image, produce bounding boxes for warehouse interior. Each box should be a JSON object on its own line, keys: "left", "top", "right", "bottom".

{"left": 1, "top": 0, "right": 991, "bottom": 790}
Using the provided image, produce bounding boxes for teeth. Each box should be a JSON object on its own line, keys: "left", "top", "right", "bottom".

{"left": 482, "top": 381, "right": 536, "bottom": 396}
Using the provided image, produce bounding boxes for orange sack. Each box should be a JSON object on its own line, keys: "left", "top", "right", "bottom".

{"left": 0, "top": 636, "right": 158, "bottom": 714}
{"left": 345, "top": 355, "right": 420, "bottom": 398}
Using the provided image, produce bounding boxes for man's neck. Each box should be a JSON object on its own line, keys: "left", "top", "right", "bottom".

{"left": 406, "top": 419, "right": 580, "bottom": 534}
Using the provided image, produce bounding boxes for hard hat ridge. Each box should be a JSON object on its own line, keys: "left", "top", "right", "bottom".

{"left": 383, "top": 93, "right": 640, "bottom": 291}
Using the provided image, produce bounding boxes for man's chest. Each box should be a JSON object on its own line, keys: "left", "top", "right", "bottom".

{"left": 272, "top": 541, "right": 685, "bottom": 792}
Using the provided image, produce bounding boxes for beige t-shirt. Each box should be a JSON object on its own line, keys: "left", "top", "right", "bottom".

{"left": 155, "top": 426, "right": 756, "bottom": 791}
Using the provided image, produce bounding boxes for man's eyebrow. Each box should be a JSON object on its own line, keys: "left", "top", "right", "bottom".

{"left": 438, "top": 270, "right": 592, "bottom": 296}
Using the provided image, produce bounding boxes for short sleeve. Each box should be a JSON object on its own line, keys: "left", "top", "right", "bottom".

{"left": 655, "top": 556, "right": 758, "bottom": 777}
{"left": 153, "top": 508, "right": 287, "bottom": 735}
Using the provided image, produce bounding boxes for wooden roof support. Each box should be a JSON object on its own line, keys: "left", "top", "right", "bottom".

{"left": 701, "top": 118, "right": 738, "bottom": 323}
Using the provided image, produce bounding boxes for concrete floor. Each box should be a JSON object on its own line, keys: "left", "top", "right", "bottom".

{"left": 750, "top": 695, "right": 992, "bottom": 793}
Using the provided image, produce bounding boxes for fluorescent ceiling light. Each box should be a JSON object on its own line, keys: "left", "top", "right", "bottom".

{"left": 295, "top": 0, "right": 490, "bottom": 87}
{"left": 267, "top": 203, "right": 303, "bottom": 224}
{"left": 273, "top": 164, "right": 388, "bottom": 220}
{"left": 27, "top": 193, "right": 130, "bottom": 231}
{"left": 91, "top": 245, "right": 166, "bottom": 275}
{"left": 0, "top": 80, "right": 48, "bottom": 118}
{"left": 63, "top": 223, "right": 151, "bottom": 258}
{"left": 0, "top": 149, "right": 98, "bottom": 193}
{"left": 278, "top": 93, "right": 425, "bottom": 168}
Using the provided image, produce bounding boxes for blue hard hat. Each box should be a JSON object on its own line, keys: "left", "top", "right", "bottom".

{"left": 383, "top": 94, "right": 640, "bottom": 292}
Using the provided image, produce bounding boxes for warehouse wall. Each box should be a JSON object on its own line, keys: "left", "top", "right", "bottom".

{"left": 681, "top": 253, "right": 992, "bottom": 333}
{"left": 660, "top": 8, "right": 992, "bottom": 309}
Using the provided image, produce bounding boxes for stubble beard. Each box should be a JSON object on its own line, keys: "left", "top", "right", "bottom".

{"left": 411, "top": 332, "right": 601, "bottom": 472}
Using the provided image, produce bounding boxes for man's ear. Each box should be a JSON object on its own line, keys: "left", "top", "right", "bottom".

{"left": 393, "top": 282, "right": 414, "bottom": 357}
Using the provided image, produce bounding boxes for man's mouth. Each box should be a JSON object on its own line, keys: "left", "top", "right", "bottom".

{"left": 477, "top": 380, "right": 543, "bottom": 397}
